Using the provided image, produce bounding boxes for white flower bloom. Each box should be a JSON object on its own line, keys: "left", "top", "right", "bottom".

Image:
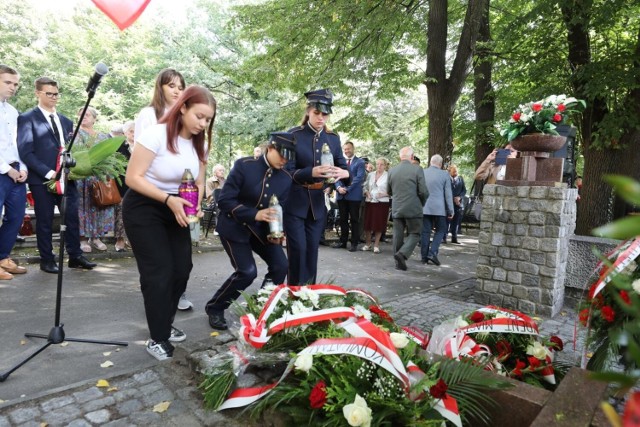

{"left": 563, "top": 96, "right": 577, "bottom": 105}
{"left": 454, "top": 316, "right": 469, "bottom": 328}
{"left": 557, "top": 94, "right": 567, "bottom": 103}
{"left": 622, "top": 260, "right": 637, "bottom": 276}
{"left": 294, "top": 353, "right": 313, "bottom": 372}
{"left": 262, "top": 283, "right": 278, "bottom": 294}
{"left": 545, "top": 95, "right": 557, "bottom": 105}
{"left": 494, "top": 313, "right": 509, "bottom": 319}
{"left": 353, "top": 304, "right": 372, "bottom": 320}
{"left": 257, "top": 296, "right": 269, "bottom": 305}
{"left": 519, "top": 113, "right": 530, "bottom": 122}
{"left": 632, "top": 278, "right": 640, "bottom": 294}
{"left": 526, "top": 341, "right": 550, "bottom": 360}
{"left": 343, "top": 394, "right": 372, "bottom": 427}
{"left": 291, "top": 300, "right": 312, "bottom": 315}
{"left": 295, "top": 287, "right": 320, "bottom": 307}
{"left": 390, "top": 332, "right": 410, "bottom": 349}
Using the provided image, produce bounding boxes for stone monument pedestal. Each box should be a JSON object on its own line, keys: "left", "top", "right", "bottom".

{"left": 475, "top": 184, "right": 577, "bottom": 317}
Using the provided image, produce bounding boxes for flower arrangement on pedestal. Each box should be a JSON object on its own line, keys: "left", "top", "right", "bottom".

{"left": 499, "top": 94, "right": 586, "bottom": 142}
{"left": 200, "top": 284, "right": 511, "bottom": 426}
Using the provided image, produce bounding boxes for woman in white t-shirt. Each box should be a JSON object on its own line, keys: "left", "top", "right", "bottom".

{"left": 123, "top": 85, "right": 217, "bottom": 361}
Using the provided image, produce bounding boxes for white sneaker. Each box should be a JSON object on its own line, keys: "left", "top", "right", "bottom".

{"left": 169, "top": 325, "right": 186, "bottom": 343}
{"left": 177, "top": 293, "right": 193, "bottom": 311}
{"left": 361, "top": 245, "right": 371, "bottom": 251}
{"left": 146, "top": 340, "right": 174, "bottom": 361}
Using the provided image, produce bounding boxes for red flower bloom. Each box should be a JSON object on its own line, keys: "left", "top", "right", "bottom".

{"left": 601, "top": 306, "right": 615, "bottom": 323}
{"left": 532, "top": 103, "right": 543, "bottom": 112}
{"left": 309, "top": 380, "right": 327, "bottom": 409}
{"left": 620, "top": 290, "right": 631, "bottom": 305}
{"left": 588, "top": 283, "right": 598, "bottom": 300}
{"left": 512, "top": 112, "right": 522, "bottom": 121}
{"left": 469, "top": 311, "right": 485, "bottom": 323}
{"left": 579, "top": 308, "right": 590, "bottom": 326}
{"left": 496, "top": 340, "right": 512, "bottom": 359}
{"left": 512, "top": 359, "right": 526, "bottom": 378}
{"left": 557, "top": 104, "right": 566, "bottom": 112}
{"left": 623, "top": 391, "right": 640, "bottom": 426}
{"left": 528, "top": 356, "right": 541, "bottom": 369}
{"left": 552, "top": 113, "right": 562, "bottom": 122}
{"left": 370, "top": 305, "right": 393, "bottom": 322}
{"left": 549, "top": 336, "right": 564, "bottom": 351}
{"left": 429, "top": 379, "right": 448, "bottom": 399}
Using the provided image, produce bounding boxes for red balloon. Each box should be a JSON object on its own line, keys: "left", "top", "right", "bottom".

{"left": 91, "top": 0, "right": 151, "bottom": 31}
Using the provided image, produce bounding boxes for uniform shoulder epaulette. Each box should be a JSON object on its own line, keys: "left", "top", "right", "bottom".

{"left": 325, "top": 129, "right": 338, "bottom": 135}
{"left": 239, "top": 156, "right": 256, "bottom": 163}
{"left": 289, "top": 125, "right": 305, "bottom": 133}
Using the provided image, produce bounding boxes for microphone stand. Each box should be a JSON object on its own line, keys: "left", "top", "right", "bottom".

{"left": 0, "top": 82, "right": 128, "bottom": 383}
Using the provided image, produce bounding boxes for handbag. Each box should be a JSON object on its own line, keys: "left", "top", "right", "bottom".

{"left": 91, "top": 178, "right": 122, "bottom": 208}
{"left": 462, "top": 179, "right": 486, "bottom": 223}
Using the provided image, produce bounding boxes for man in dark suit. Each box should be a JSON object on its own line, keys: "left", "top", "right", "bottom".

{"left": 17, "top": 77, "right": 96, "bottom": 273}
{"left": 387, "top": 146, "right": 428, "bottom": 271}
{"left": 332, "top": 141, "right": 366, "bottom": 251}
{"left": 421, "top": 154, "right": 454, "bottom": 266}
{"left": 447, "top": 164, "right": 466, "bottom": 244}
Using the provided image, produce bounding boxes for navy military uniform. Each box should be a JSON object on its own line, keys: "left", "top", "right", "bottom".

{"left": 205, "top": 133, "right": 295, "bottom": 329}
{"left": 284, "top": 89, "right": 348, "bottom": 285}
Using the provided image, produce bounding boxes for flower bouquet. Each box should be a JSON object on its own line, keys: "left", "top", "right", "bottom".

{"left": 500, "top": 94, "right": 586, "bottom": 142}
{"left": 427, "top": 306, "right": 567, "bottom": 390}
{"left": 200, "top": 284, "right": 512, "bottom": 426}
{"left": 44, "top": 136, "right": 128, "bottom": 194}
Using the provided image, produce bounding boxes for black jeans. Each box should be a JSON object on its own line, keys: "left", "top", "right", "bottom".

{"left": 123, "top": 190, "right": 192, "bottom": 342}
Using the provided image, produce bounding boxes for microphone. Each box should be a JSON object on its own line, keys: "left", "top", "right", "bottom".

{"left": 86, "top": 62, "right": 109, "bottom": 93}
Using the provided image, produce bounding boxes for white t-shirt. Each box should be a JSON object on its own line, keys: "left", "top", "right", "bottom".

{"left": 138, "top": 124, "right": 200, "bottom": 193}
{"left": 134, "top": 106, "right": 163, "bottom": 143}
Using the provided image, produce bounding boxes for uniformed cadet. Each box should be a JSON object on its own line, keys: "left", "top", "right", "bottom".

{"left": 284, "top": 89, "right": 350, "bottom": 285}
{"left": 205, "top": 132, "right": 296, "bottom": 330}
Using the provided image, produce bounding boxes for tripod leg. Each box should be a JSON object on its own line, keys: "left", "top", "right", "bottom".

{"left": 0, "top": 341, "right": 53, "bottom": 382}
{"left": 64, "top": 337, "right": 128, "bottom": 346}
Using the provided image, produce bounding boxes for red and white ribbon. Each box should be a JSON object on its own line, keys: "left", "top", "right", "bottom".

{"left": 591, "top": 238, "right": 640, "bottom": 298}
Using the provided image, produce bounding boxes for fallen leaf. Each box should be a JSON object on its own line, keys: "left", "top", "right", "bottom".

{"left": 96, "top": 379, "right": 110, "bottom": 388}
{"left": 40, "top": 423, "right": 48, "bottom": 427}
{"left": 153, "top": 401, "right": 171, "bottom": 413}
{"left": 20, "top": 339, "right": 27, "bottom": 345}
{"left": 60, "top": 342, "right": 69, "bottom": 347}
{"left": 107, "top": 387, "right": 118, "bottom": 392}
{"left": 115, "top": 348, "right": 121, "bottom": 352}
{"left": 103, "top": 352, "right": 111, "bottom": 356}
{"left": 100, "top": 361, "right": 114, "bottom": 368}
{"left": 0, "top": 399, "right": 4, "bottom": 404}
{"left": 210, "top": 332, "right": 220, "bottom": 337}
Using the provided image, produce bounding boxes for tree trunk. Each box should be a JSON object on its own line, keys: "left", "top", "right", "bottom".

{"left": 425, "top": 0, "right": 487, "bottom": 161}
{"left": 473, "top": 0, "right": 495, "bottom": 170}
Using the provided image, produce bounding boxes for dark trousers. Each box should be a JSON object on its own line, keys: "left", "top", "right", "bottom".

{"left": 123, "top": 190, "right": 192, "bottom": 342}
{"left": 421, "top": 215, "right": 447, "bottom": 260}
{"left": 30, "top": 183, "right": 82, "bottom": 261}
{"left": 206, "top": 235, "right": 288, "bottom": 313}
{"left": 0, "top": 174, "right": 26, "bottom": 259}
{"left": 392, "top": 217, "right": 422, "bottom": 259}
{"left": 337, "top": 199, "right": 361, "bottom": 247}
{"left": 284, "top": 208, "right": 326, "bottom": 285}
{"left": 448, "top": 206, "right": 463, "bottom": 241}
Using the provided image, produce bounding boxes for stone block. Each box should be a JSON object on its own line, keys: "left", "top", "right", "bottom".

{"left": 479, "top": 245, "right": 498, "bottom": 257}
{"left": 489, "top": 294, "right": 505, "bottom": 306}
{"left": 530, "top": 251, "right": 545, "bottom": 265}
{"left": 511, "top": 212, "right": 527, "bottom": 224}
{"left": 515, "top": 224, "right": 528, "bottom": 236}
{"left": 496, "top": 210, "right": 511, "bottom": 223}
{"left": 503, "top": 197, "right": 519, "bottom": 210}
{"left": 499, "top": 282, "right": 513, "bottom": 295}
{"left": 539, "top": 266, "right": 557, "bottom": 278}
{"left": 529, "top": 226, "right": 545, "bottom": 238}
{"left": 540, "top": 238, "right": 559, "bottom": 252}
{"left": 502, "top": 296, "right": 518, "bottom": 310}
{"left": 476, "top": 265, "right": 493, "bottom": 279}
{"left": 546, "top": 253, "right": 558, "bottom": 268}
{"left": 521, "top": 274, "right": 540, "bottom": 287}
{"left": 475, "top": 292, "right": 492, "bottom": 305}
{"left": 492, "top": 222, "right": 506, "bottom": 233}
{"left": 498, "top": 247, "right": 511, "bottom": 258}
{"left": 544, "top": 225, "right": 561, "bottom": 238}
{"left": 513, "top": 286, "right": 528, "bottom": 299}
{"left": 540, "top": 290, "right": 553, "bottom": 305}
{"left": 480, "top": 220, "right": 493, "bottom": 230}
{"left": 9, "top": 408, "right": 41, "bottom": 424}
{"left": 518, "top": 200, "right": 536, "bottom": 212}
{"left": 482, "top": 281, "right": 500, "bottom": 293}
{"left": 477, "top": 255, "right": 491, "bottom": 266}
{"left": 504, "top": 223, "right": 515, "bottom": 235}
{"left": 527, "top": 288, "right": 541, "bottom": 303}
{"left": 478, "top": 231, "right": 491, "bottom": 244}
{"left": 491, "top": 233, "right": 506, "bottom": 246}
{"left": 496, "top": 185, "right": 516, "bottom": 196}
{"left": 493, "top": 268, "right": 507, "bottom": 281}
{"left": 517, "top": 300, "right": 536, "bottom": 314}
{"left": 540, "top": 277, "right": 556, "bottom": 289}
{"left": 507, "top": 271, "right": 522, "bottom": 284}
{"left": 535, "top": 304, "right": 552, "bottom": 317}
{"left": 484, "top": 184, "right": 496, "bottom": 195}
{"left": 529, "top": 186, "right": 549, "bottom": 199}
{"left": 518, "top": 261, "right": 540, "bottom": 275}
{"left": 503, "top": 259, "right": 518, "bottom": 270}
{"left": 73, "top": 387, "right": 104, "bottom": 404}
{"left": 545, "top": 212, "right": 561, "bottom": 225}
{"left": 547, "top": 187, "right": 567, "bottom": 200}
{"left": 522, "top": 237, "right": 540, "bottom": 250}
{"left": 517, "top": 186, "right": 530, "bottom": 197}
{"left": 512, "top": 249, "right": 531, "bottom": 261}
{"left": 85, "top": 410, "right": 111, "bottom": 425}
{"left": 41, "top": 396, "right": 75, "bottom": 412}
{"left": 41, "top": 406, "right": 81, "bottom": 426}
{"left": 506, "top": 236, "right": 522, "bottom": 247}
{"left": 490, "top": 257, "right": 503, "bottom": 267}
{"left": 528, "top": 212, "right": 546, "bottom": 225}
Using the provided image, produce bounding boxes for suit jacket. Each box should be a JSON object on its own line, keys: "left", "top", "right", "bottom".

{"left": 450, "top": 175, "right": 466, "bottom": 209}
{"left": 284, "top": 124, "right": 347, "bottom": 220}
{"left": 18, "top": 107, "right": 73, "bottom": 186}
{"left": 336, "top": 156, "right": 365, "bottom": 202}
{"left": 217, "top": 156, "right": 292, "bottom": 244}
{"left": 387, "top": 160, "right": 428, "bottom": 219}
{"left": 423, "top": 165, "right": 454, "bottom": 217}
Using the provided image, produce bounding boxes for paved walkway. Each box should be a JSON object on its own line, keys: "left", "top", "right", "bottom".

{"left": 0, "top": 231, "right": 585, "bottom": 426}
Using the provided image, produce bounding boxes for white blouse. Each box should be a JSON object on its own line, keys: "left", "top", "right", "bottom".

{"left": 365, "top": 171, "right": 389, "bottom": 203}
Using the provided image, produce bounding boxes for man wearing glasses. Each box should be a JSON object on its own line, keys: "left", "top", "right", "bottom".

{"left": 18, "top": 77, "right": 96, "bottom": 273}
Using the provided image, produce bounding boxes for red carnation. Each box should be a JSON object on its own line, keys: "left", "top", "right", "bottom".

{"left": 469, "top": 311, "right": 485, "bottom": 323}
{"left": 579, "top": 308, "right": 590, "bottom": 326}
{"left": 549, "top": 336, "right": 564, "bottom": 351}
{"left": 429, "top": 379, "right": 448, "bottom": 399}
{"left": 512, "top": 112, "right": 522, "bottom": 121}
{"left": 309, "top": 380, "right": 327, "bottom": 409}
{"left": 370, "top": 305, "right": 393, "bottom": 322}
{"left": 512, "top": 359, "right": 526, "bottom": 378}
{"left": 601, "top": 306, "right": 615, "bottom": 323}
{"left": 552, "top": 113, "right": 562, "bottom": 122}
{"left": 557, "top": 104, "right": 566, "bottom": 112}
{"left": 532, "top": 103, "right": 543, "bottom": 112}
{"left": 620, "top": 290, "right": 631, "bottom": 305}
{"left": 528, "top": 356, "right": 541, "bottom": 369}
{"left": 496, "top": 340, "right": 512, "bottom": 359}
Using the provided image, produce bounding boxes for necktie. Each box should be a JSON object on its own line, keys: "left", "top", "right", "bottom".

{"left": 50, "top": 114, "right": 61, "bottom": 145}
{"left": 347, "top": 158, "right": 351, "bottom": 167}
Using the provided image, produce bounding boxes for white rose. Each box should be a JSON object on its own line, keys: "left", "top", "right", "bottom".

{"left": 353, "top": 304, "right": 372, "bottom": 320}
{"left": 390, "top": 332, "right": 410, "bottom": 349}
{"left": 294, "top": 353, "right": 313, "bottom": 372}
{"left": 526, "top": 341, "right": 549, "bottom": 360}
{"left": 343, "top": 394, "right": 372, "bottom": 427}
{"left": 519, "top": 113, "right": 530, "bottom": 122}
{"left": 632, "top": 278, "right": 640, "bottom": 294}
